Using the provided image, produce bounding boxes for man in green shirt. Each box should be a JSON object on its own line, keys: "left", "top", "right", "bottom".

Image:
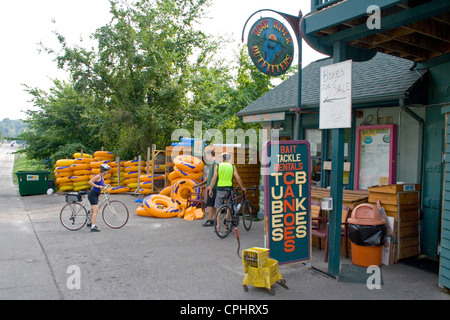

{"left": 208, "top": 152, "right": 246, "bottom": 209}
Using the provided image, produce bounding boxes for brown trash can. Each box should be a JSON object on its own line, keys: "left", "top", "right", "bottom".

{"left": 347, "top": 204, "right": 387, "bottom": 267}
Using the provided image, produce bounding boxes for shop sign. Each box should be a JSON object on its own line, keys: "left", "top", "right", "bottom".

{"left": 243, "top": 112, "right": 285, "bottom": 123}
{"left": 248, "top": 18, "right": 295, "bottom": 77}
{"left": 320, "top": 60, "right": 353, "bottom": 129}
{"left": 263, "top": 141, "right": 311, "bottom": 264}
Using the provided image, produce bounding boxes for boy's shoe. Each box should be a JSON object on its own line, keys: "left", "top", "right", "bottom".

{"left": 202, "top": 220, "right": 214, "bottom": 227}
{"left": 91, "top": 226, "right": 101, "bottom": 232}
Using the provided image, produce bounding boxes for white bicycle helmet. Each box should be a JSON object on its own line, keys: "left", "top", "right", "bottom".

{"left": 100, "top": 164, "right": 111, "bottom": 172}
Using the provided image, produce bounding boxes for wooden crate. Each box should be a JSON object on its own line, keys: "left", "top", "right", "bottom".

{"left": 368, "top": 184, "right": 420, "bottom": 262}
{"left": 151, "top": 150, "right": 166, "bottom": 193}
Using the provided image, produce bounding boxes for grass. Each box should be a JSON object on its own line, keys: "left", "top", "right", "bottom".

{"left": 12, "top": 153, "right": 45, "bottom": 185}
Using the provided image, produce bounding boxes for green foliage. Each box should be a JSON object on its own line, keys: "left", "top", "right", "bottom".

{"left": 22, "top": 0, "right": 297, "bottom": 162}
{"left": 50, "top": 0, "right": 216, "bottom": 156}
{"left": 51, "top": 142, "right": 91, "bottom": 164}
{"left": 20, "top": 80, "right": 98, "bottom": 161}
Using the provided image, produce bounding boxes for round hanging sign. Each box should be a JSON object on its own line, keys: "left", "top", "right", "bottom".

{"left": 248, "top": 17, "right": 295, "bottom": 77}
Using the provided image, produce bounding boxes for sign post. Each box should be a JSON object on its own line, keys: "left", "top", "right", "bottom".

{"left": 322, "top": 42, "right": 352, "bottom": 276}
{"left": 263, "top": 141, "right": 311, "bottom": 265}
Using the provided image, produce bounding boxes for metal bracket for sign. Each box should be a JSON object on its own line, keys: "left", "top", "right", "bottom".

{"left": 241, "top": 9, "right": 302, "bottom": 42}
{"left": 242, "top": 8, "right": 303, "bottom": 140}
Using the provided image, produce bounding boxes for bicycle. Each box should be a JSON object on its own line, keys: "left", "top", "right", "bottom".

{"left": 60, "top": 186, "right": 129, "bottom": 231}
{"left": 214, "top": 185, "right": 257, "bottom": 239}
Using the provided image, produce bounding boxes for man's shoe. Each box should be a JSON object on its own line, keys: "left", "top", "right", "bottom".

{"left": 91, "top": 226, "right": 101, "bottom": 232}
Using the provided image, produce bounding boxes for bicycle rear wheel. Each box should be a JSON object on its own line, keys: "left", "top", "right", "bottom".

{"left": 241, "top": 200, "right": 254, "bottom": 231}
{"left": 60, "top": 202, "right": 88, "bottom": 231}
{"left": 214, "top": 205, "right": 233, "bottom": 239}
{"left": 102, "top": 200, "right": 129, "bottom": 229}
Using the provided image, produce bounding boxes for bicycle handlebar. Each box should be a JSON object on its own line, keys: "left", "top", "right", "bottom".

{"left": 236, "top": 185, "right": 258, "bottom": 196}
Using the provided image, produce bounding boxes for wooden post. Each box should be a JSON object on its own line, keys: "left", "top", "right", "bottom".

{"left": 117, "top": 157, "right": 121, "bottom": 187}
{"left": 295, "top": 11, "right": 303, "bottom": 141}
{"left": 147, "top": 147, "right": 151, "bottom": 175}
{"left": 137, "top": 155, "right": 142, "bottom": 192}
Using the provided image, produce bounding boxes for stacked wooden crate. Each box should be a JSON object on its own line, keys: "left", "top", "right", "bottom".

{"left": 368, "top": 184, "right": 420, "bottom": 263}
{"left": 232, "top": 149, "right": 260, "bottom": 212}
{"left": 209, "top": 146, "right": 260, "bottom": 212}
{"left": 152, "top": 150, "right": 166, "bottom": 193}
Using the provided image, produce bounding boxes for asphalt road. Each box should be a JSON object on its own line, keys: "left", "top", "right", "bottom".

{"left": 0, "top": 143, "right": 449, "bottom": 304}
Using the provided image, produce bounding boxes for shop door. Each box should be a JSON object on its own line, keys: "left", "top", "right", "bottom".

{"left": 440, "top": 109, "right": 450, "bottom": 289}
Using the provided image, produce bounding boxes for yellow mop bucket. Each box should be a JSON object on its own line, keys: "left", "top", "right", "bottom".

{"left": 242, "top": 248, "right": 288, "bottom": 295}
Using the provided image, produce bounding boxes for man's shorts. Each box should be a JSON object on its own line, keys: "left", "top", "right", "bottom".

{"left": 214, "top": 188, "right": 233, "bottom": 208}
{"left": 206, "top": 188, "right": 217, "bottom": 208}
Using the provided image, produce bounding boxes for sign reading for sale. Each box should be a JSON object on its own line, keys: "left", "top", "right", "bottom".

{"left": 263, "top": 141, "right": 311, "bottom": 265}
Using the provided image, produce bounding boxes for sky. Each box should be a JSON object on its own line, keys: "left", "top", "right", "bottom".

{"left": 0, "top": 0, "right": 326, "bottom": 121}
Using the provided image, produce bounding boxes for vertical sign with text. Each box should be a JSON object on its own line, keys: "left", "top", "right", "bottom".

{"left": 320, "top": 60, "right": 352, "bottom": 129}
{"left": 263, "top": 141, "right": 311, "bottom": 265}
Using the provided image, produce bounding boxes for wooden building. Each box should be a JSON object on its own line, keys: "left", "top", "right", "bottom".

{"left": 237, "top": 0, "right": 450, "bottom": 286}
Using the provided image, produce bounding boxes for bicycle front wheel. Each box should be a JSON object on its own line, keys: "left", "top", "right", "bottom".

{"left": 60, "top": 202, "right": 88, "bottom": 231}
{"left": 241, "top": 200, "right": 254, "bottom": 231}
{"left": 214, "top": 205, "right": 233, "bottom": 239}
{"left": 102, "top": 200, "right": 129, "bottom": 229}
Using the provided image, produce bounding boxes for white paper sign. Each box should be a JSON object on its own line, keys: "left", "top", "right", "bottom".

{"left": 320, "top": 60, "right": 352, "bottom": 129}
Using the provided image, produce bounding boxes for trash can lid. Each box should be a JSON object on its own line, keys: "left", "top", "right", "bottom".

{"left": 347, "top": 203, "right": 386, "bottom": 226}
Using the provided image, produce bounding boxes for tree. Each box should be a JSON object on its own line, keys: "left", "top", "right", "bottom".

{"left": 47, "top": 0, "right": 218, "bottom": 158}
{"left": 20, "top": 80, "right": 96, "bottom": 161}
{"left": 23, "top": 0, "right": 297, "bottom": 162}
{"left": 183, "top": 44, "right": 296, "bottom": 133}
{"left": 0, "top": 118, "right": 26, "bottom": 139}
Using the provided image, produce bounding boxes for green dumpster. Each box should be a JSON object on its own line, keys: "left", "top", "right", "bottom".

{"left": 15, "top": 171, "right": 51, "bottom": 196}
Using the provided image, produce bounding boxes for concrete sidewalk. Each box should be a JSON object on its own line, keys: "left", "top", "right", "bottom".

{"left": 0, "top": 144, "right": 60, "bottom": 299}
{"left": 3, "top": 191, "right": 449, "bottom": 300}
{"left": 0, "top": 145, "right": 449, "bottom": 300}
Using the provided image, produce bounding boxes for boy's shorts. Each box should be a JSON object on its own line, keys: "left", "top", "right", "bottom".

{"left": 206, "top": 188, "right": 217, "bottom": 208}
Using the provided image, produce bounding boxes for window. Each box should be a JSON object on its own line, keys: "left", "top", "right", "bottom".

{"left": 306, "top": 128, "right": 352, "bottom": 188}
{"left": 306, "top": 129, "right": 322, "bottom": 186}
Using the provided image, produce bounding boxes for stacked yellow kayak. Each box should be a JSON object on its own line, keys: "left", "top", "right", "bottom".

{"left": 71, "top": 157, "right": 95, "bottom": 191}
{"left": 54, "top": 159, "right": 75, "bottom": 192}
{"left": 54, "top": 152, "right": 95, "bottom": 192}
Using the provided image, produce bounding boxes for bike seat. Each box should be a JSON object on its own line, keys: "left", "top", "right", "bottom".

{"left": 78, "top": 191, "right": 89, "bottom": 196}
